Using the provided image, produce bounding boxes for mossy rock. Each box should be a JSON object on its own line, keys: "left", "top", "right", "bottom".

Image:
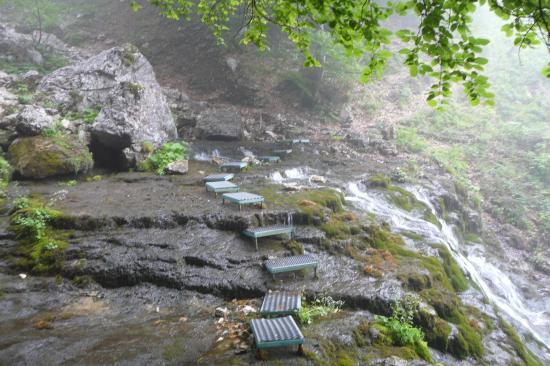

{"left": 9, "top": 135, "right": 93, "bottom": 179}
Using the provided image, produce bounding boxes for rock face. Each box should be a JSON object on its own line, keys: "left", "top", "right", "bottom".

{"left": 9, "top": 135, "right": 93, "bottom": 178}
{"left": 38, "top": 44, "right": 177, "bottom": 166}
{"left": 15, "top": 105, "right": 55, "bottom": 136}
{"left": 195, "top": 107, "right": 243, "bottom": 141}
{"left": 165, "top": 159, "right": 189, "bottom": 175}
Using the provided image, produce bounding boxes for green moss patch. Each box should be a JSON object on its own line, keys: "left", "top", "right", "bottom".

{"left": 9, "top": 196, "right": 68, "bottom": 274}
{"left": 499, "top": 316, "right": 542, "bottom": 366}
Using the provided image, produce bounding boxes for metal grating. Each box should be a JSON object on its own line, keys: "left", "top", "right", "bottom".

{"left": 223, "top": 192, "right": 264, "bottom": 202}
{"left": 206, "top": 181, "right": 239, "bottom": 190}
{"left": 273, "top": 149, "right": 293, "bottom": 155}
{"left": 258, "top": 156, "right": 281, "bottom": 162}
{"left": 251, "top": 316, "right": 304, "bottom": 344}
{"left": 265, "top": 255, "right": 317, "bottom": 271}
{"left": 221, "top": 161, "right": 248, "bottom": 168}
{"left": 261, "top": 291, "right": 301, "bottom": 315}
{"left": 245, "top": 225, "right": 292, "bottom": 234}
{"left": 203, "top": 173, "right": 234, "bottom": 182}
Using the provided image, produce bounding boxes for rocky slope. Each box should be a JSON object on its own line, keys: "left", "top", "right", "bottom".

{"left": 0, "top": 18, "right": 548, "bottom": 366}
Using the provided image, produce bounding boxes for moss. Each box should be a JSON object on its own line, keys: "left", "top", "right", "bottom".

{"left": 464, "top": 232, "right": 481, "bottom": 243}
{"left": 367, "top": 173, "right": 391, "bottom": 188}
{"left": 8, "top": 196, "right": 68, "bottom": 274}
{"left": 142, "top": 141, "right": 154, "bottom": 154}
{"left": 285, "top": 240, "right": 304, "bottom": 255}
{"left": 434, "top": 245, "right": 468, "bottom": 292}
{"left": 499, "top": 316, "right": 542, "bottom": 366}
{"left": 353, "top": 320, "right": 371, "bottom": 347}
{"left": 423, "top": 209, "right": 442, "bottom": 229}
{"left": 420, "top": 288, "right": 483, "bottom": 359}
{"left": 399, "top": 272, "right": 432, "bottom": 291}
{"left": 388, "top": 187, "right": 420, "bottom": 211}
{"left": 321, "top": 219, "right": 351, "bottom": 239}
{"left": 401, "top": 230, "right": 424, "bottom": 241}
{"left": 0, "top": 156, "right": 12, "bottom": 206}
{"left": 72, "top": 275, "right": 93, "bottom": 287}
{"left": 416, "top": 309, "right": 452, "bottom": 352}
{"left": 258, "top": 186, "right": 345, "bottom": 225}
{"left": 127, "top": 82, "right": 144, "bottom": 98}
{"left": 9, "top": 135, "right": 93, "bottom": 178}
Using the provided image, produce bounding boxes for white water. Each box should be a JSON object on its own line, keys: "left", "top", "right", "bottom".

{"left": 268, "top": 167, "right": 311, "bottom": 183}
{"left": 345, "top": 182, "right": 550, "bottom": 360}
{"left": 193, "top": 149, "right": 221, "bottom": 161}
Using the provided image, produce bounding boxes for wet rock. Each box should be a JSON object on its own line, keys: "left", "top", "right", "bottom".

{"left": 21, "top": 70, "right": 41, "bottom": 88}
{"left": 382, "top": 125, "right": 396, "bottom": 140}
{"left": 310, "top": 175, "right": 327, "bottom": 184}
{"left": 215, "top": 307, "right": 229, "bottom": 317}
{"left": 0, "top": 71, "right": 15, "bottom": 87}
{"left": 15, "top": 105, "right": 55, "bottom": 136}
{"left": 38, "top": 44, "right": 177, "bottom": 166}
{"left": 503, "top": 224, "right": 528, "bottom": 250}
{"left": 464, "top": 208, "right": 482, "bottom": 235}
{"left": 8, "top": 135, "right": 93, "bottom": 178}
{"left": 165, "top": 159, "right": 189, "bottom": 175}
{"left": 294, "top": 226, "right": 326, "bottom": 244}
{"left": 0, "top": 128, "right": 17, "bottom": 151}
{"left": 195, "top": 107, "right": 243, "bottom": 141}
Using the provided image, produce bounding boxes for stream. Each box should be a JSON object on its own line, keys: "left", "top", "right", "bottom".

{"left": 345, "top": 182, "right": 550, "bottom": 362}
{"left": 266, "top": 166, "right": 550, "bottom": 361}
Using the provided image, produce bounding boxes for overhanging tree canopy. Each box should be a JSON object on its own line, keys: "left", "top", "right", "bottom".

{"left": 131, "top": 0, "right": 548, "bottom": 106}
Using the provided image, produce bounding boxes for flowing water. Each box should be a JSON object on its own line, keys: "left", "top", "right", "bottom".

{"left": 193, "top": 149, "right": 221, "bottom": 161}
{"left": 268, "top": 167, "right": 314, "bottom": 184}
{"left": 345, "top": 182, "right": 550, "bottom": 361}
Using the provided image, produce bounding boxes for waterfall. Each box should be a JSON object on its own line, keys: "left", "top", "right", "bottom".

{"left": 268, "top": 167, "right": 311, "bottom": 183}
{"left": 345, "top": 182, "right": 550, "bottom": 360}
{"left": 287, "top": 212, "right": 294, "bottom": 227}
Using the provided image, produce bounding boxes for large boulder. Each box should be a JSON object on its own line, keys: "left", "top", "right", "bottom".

{"left": 15, "top": 105, "right": 55, "bottom": 136}
{"left": 38, "top": 44, "right": 177, "bottom": 166}
{"left": 195, "top": 107, "right": 243, "bottom": 141}
{"left": 9, "top": 135, "right": 93, "bottom": 178}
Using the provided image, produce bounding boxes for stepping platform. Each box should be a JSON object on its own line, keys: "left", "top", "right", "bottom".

{"left": 202, "top": 173, "right": 234, "bottom": 182}
{"left": 205, "top": 181, "right": 240, "bottom": 196}
{"left": 260, "top": 291, "right": 301, "bottom": 316}
{"left": 273, "top": 149, "right": 293, "bottom": 157}
{"left": 258, "top": 156, "right": 281, "bottom": 163}
{"left": 222, "top": 192, "right": 264, "bottom": 210}
{"left": 265, "top": 255, "right": 318, "bottom": 280}
{"left": 250, "top": 316, "right": 304, "bottom": 357}
{"left": 242, "top": 225, "right": 294, "bottom": 251}
{"left": 220, "top": 161, "right": 248, "bottom": 172}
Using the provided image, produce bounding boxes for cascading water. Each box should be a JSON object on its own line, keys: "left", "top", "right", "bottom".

{"left": 193, "top": 149, "right": 221, "bottom": 161}
{"left": 345, "top": 182, "right": 550, "bottom": 361}
{"left": 268, "top": 167, "right": 312, "bottom": 184}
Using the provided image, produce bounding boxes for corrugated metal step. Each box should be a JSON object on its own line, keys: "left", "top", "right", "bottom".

{"left": 260, "top": 291, "right": 301, "bottom": 316}
{"left": 250, "top": 315, "right": 304, "bottom": 349}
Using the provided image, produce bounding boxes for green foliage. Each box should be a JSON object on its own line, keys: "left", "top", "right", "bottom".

{"left": 396, "top": 128, "right": 428, "bottom": 153}
{"left": 138, "top": 142, "right": 188, "bottom": 175}
{"left": 65, "top": 106, "right": 101, "bottom": 124}
{"left": 135, "top": 0, "right": 549, "bottom": 105}
{"left": 298, "top": 296, "right": 344, "bottom": 325}
{"left": 375, "top": 295, "right": 432, "bottom": 362}
{"left": 0, "top": 156, "right": 12, "bottom": 202}
{"left": 9, "top": 196, "right": 68, "bottom": 273}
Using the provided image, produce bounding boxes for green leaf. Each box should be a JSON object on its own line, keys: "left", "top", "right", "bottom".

{"left": 130, "top": 1, "right": 143, "bottom": 12}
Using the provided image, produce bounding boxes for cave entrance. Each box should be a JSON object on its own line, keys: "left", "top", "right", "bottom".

{"left": 89, "top": 136, "right": 128, "bottom": 171}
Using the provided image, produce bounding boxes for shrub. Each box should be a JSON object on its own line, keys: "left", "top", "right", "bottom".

{"left": 298, "top": 296, "right": 344, "bottom": 325}
{"left": 138, "top": 142, "right": 188, "bottom": 175}
{"left": 374, "top": 295, "right": 432, "bottom": 362}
